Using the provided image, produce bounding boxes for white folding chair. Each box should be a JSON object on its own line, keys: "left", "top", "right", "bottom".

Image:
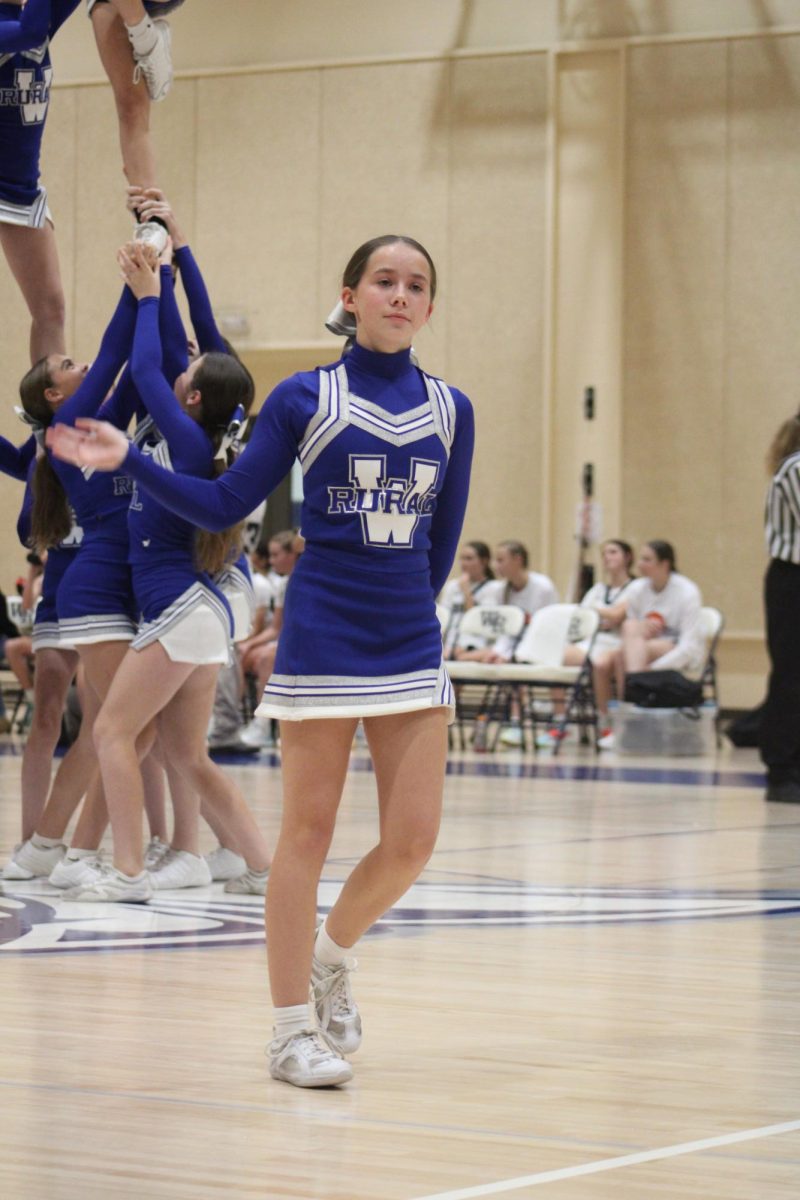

{"left": 697, "top": 605, "right": 724, "bottom": 744}
{"left": 446, "top": 605, "right": 526, "bottom": 749}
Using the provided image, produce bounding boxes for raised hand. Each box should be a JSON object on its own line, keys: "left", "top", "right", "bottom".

{"left": 118, "top": 240, "right": 161, "bottom": 299}
{"left": 46, "top": 418, "right": 129, "bottom": 472}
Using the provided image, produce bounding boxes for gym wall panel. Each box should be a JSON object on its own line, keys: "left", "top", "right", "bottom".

{"left": 195, "top": 71, "right": 323, "bottom": 346}
{"left": 318, "top": 60, "right": 452, "bottom": 379}
{"left": 725, "top": 35, "right": 800, "bottom": 632}
{"left": 448, "top": 53, "right": 548, "bottom": 558}
{"left": 623, "top": 41, "right": 728, "bottom": 598}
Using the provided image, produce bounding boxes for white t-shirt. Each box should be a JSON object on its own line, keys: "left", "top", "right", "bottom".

{"left": 493, "top": 572, "right": 559, "bottom": 659}
{"left": 252, "top": 572, "right": 276, "bottom": 612}
{"left": 441, "top": 579, "right": 504, "bottom": 653}
{"left": 578, "top": 578, "right": 635, "bottom": 651}
{"left": 625, "top": 572, "right": 704, "bottom": 671}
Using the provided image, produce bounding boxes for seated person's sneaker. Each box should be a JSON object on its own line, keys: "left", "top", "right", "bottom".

{"left": 311, "top": 956, "right": 362, "bottom": 1055}
{"left": 131, "top": 19, "right": 173, "bottom": 102}
{"left": 268, "top": 1029, "right": 352, "bottom": 1088}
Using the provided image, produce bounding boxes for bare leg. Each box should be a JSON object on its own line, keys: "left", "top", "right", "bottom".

{"left": 0, "top": 223, "right": 65, "bottom": 363}
{"left": 90, "top": 5, "right": 156, "bottom": 187}
{"left": 158, "top": 667, "right": 271, "bottom": 868}
{"left": 92, "top": 642, "right": 195, "bottom": 876}
{"left": 141, "top": 750, "right": 169, "bottom": 841}
{"left": 5, "top": 638, "right": 33, "bottom": 690}
{"left": 267, "top": 719, "right": 357, "bottom": 1007}
{"left": 19, "top": 647, "right": 78, "bottom": 839}
{"left": 36, "top": 679, "right": 101, "bottom": 841}
{"left": 326, "top": 708, "right": 448, "bottom": 947}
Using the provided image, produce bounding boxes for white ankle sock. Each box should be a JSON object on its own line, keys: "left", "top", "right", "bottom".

{"left": 314, "top": 918, "right": 350, "bottom": 968}
{"left": 31, "top": 834, "right": 61, "bottom": 849}
{"left": 65, "top": 847, "right": 96, "bottom": 861}
{"left": 126, "top": 16, "right": 158, "bottom": 56}
{"left": 273, "top": 1004, "right": 311, "bottom": 1039}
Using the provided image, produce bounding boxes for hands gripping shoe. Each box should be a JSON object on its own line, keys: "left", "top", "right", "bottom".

{"left": 133, "top": 221, "right": 169, "bottom": 257}
{"left": 311, "top": 955, "right": 362, "bottom": 1055}
{"left": 267, "top": 1028, "right": 352, "bottom": 1088}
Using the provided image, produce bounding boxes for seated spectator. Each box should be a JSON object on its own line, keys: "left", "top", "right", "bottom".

{"left": 563, "top": 539, "right": 636, "bottom": 734}
{"left": 599, "top": 540, "right": 704, "bottom": 749}
{"left": 239, "top": 530, "right": 303, "bottom": 748}
{"left": 488, "top": 540, "right": 558, "bottom": 663}
{"left": 439, "top": 540, "right": 502, "bottom": 657}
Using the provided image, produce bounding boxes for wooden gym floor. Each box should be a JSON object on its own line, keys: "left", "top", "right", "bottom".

{"left": 1, "top": 736, "right": 798, "bottom": 1199}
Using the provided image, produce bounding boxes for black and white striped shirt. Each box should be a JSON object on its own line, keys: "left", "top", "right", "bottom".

{"left": 766, "top": 451, "right": 800, "bottom": 564}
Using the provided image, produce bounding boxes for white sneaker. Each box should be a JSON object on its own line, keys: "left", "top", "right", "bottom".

{"left": 65, "top": 864, "right": 153, "bottom": 903}
{"left": 144, "top": 836, "right": 170, "bottom": 870}
{"left": 3, "top": 838, "right": 65, "bottom": 880}
{"left": 49, "top": 852, "right": 104, "bottom": 890}
{"left": 311, "top": 956, "right": 362, "bottom": 1055}
{"left": 499, "top": 724, "right": 524, "bottom": 748}
{"left": 150, "top": 849, "right": 212, "bottom": 890}
{"left": 223, "top": 867, "right": 269, "bottom": 895}
{"left": 132, "top": 18, "right": 172, "bottom": 102}
{"left": 268, "top": 1029, "right": 353, "bottom": 1088}
{"left": 597, "top": 731, "right": 616, "bottom": 750}
{"left": 240, "top": 717, "right": 274, "bottom": 749}
{"left": 205, "top": 845, "right": 247, "bottom": 881}
{"left": 133, "top": 221, "right": 169, "bottom": 256}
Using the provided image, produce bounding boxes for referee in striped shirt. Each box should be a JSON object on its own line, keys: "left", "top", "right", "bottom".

{"left": 762, "top": 416, "right": 800, "bottom": 803}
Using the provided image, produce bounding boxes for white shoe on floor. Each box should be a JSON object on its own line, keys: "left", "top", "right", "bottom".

{"left": 65, "top": 864, "right": 153, "bottom": 903}
{"left": 597, "top": 730, "right": 616, "bottom": 750}
{"left": 268, "top": 1029, "right": 353, "bottom": 1088}
{"left": 311, "top": 956, "right": 362, "bottom": 1055}
{"left": 150, "top": 849, "right": 212, "bottom": 890}
{"left": 205, "top": 845, "right": 247, "bottom": 881}
{"left": 499, "top": 724, "right": 524, "bottom": 748}
{"left": 3, "top": 838, "right": 65, "bottom": 880}
{"left": 144, "top": 836, "right": 170, "bottom": 870}
{"left": 132, "top": 18, "right": 172, "bottom": 101}
{"left": 223, "top": 867, "right": 269, "bottom": 895}
{"left": 49, "top": 853, "right": 104, "bottom": 890}
{"left": 240, "top": 717, "right": 275, "bottom": 749}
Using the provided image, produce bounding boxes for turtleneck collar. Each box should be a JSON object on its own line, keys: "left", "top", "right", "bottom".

{"left": 345, "top": 341, "right": 414, "bottom": 380}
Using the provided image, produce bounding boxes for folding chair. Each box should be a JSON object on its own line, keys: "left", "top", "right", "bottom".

{"left": 446, "top": 605, "right": 526, "bottom": 749}
{"left": 696, "top": 605, "right": 724, "bottom": 744}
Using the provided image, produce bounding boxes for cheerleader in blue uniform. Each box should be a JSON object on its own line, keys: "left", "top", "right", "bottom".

{"left": 49, "top": 235, "right": 474, "bottom": 1088}
{"left": 59, "top": 242, "right": 271, "bottom": 902}
{"left": 0, "top": 0, "right": 81, "bottom": 360}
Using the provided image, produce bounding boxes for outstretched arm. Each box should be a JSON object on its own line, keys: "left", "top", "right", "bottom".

{"left": 48, "top": 378, "right": 302, "bottom": 531}
{"left": 0, "top": 434, "right": 36, "bottom": 483}
{"left": 53, "top": 282, "right": 138, "bottom": 428}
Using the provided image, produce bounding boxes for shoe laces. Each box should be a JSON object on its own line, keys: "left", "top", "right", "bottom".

{"left": 272, "top": 1028, "right": 342, "bottom": 1065}
{"left": 314, "top": 960, "right": 357, "bottom": 1015}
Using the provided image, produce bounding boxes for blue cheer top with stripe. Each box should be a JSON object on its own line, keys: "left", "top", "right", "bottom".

{"left": 122, "top": 341, "right": 475, "bottom": 719}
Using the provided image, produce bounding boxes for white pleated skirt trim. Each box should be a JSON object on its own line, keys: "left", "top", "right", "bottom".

{"left": 216, "top": 565, "right": 255, "bottom": 644}
{"left": 257, "top": 661, "right": 454, "bottom": 723}
{"left": 131, "top": 583, "right": 232, "bottom": 665}
{"left": 58, "top": 613, "right": 137, "bottom": 646}
{"left": 32, "top": 622, "right": 76, "bottom": 653}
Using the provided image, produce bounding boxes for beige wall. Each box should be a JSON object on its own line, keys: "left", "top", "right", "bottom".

{"left": 2, "top": 3, "right": 799, "bottom": 706}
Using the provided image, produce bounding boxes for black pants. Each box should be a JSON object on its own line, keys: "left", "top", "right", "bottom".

{"left": 760, "top": 558, "right": 800, "bottom": 783}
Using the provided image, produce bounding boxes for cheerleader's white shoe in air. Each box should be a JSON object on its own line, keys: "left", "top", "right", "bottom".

{"left": 131, "top": 18, "right": 173, "bottom": 102}
{"left": 150, "top": 849, "right": 212, "bottom": 890}
{"left": 268, "top": 1029, "right": 353, "bottom": 1088}
{"left": 223, "top": 867, "right": 269, "bottom": 895}
{"left": 65, "top": 864, "right": 154, "bottom": 903}
{"left": 133, "top": 221, "right": 169, "bottom": 256}
{"left": 205, "top": 845, "right": 247, "bottom": 881}
{"left": 49, "top": 852, "right": 104, "bottom": 890}
{"left": 3, "top": 837, "right": 65, "bottom": 880}
{"left": 311, "top": 956, "right": 363, "bottom": 1055}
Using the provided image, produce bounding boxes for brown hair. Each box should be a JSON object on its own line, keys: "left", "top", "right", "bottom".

{"left": 767, "top": 414, "right": 800, "bottom": 476}
{"left": 498, "top": 539, "right": 529, "bottom": 568}
{"left": 191, "top": 353, "right": 255, "bottom": 575}
{"left": 19, "top": 358, "right": 73, "bottom": 552}
{"left": 342, "top": 235, "right": 437, "bottom": 301}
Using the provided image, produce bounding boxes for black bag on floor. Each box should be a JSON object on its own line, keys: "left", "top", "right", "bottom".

{"left": 624, "top": 670, "right": 703, "bottom": 709}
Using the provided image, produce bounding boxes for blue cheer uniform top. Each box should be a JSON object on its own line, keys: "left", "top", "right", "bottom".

{"left": 121, "top": 340, "right": 475, "bottom": 720}
{"left": 0, "top": 0, "right": 81, "bottom": 222}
